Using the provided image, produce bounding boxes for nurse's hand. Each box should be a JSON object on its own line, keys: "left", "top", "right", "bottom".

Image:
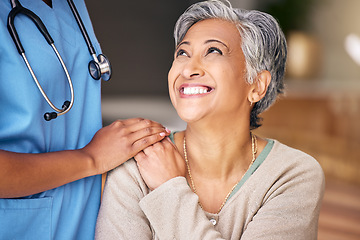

{"left": 82, "top": 118, "right": 170, "bottom": 174}
{"left": 134, "top": 137, "right": 186, "bottom": 190}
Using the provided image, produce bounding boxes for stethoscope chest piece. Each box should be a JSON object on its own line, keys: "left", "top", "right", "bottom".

{"left": 89, "top": 54, "right": 111, "bottom": 81}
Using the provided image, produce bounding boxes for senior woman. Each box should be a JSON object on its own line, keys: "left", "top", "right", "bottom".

{"left": 95, "top": 0, "right": 325, "bottom": 239}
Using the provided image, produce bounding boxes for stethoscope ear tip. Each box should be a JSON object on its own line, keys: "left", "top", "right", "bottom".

{"left": 44, "top": 112, "right": 57, "bottom": 121}
{"left": 62, "top": 101, "right": 71, "bottom": 110}
{"left": 43, "top": 101, "right": 71, "bottom": 121}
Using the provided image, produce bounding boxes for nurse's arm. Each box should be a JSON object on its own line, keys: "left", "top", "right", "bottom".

{"left": 0, "top": 118, "right": 169, "bottom": 198}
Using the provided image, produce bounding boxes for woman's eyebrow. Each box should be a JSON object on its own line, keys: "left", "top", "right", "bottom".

{"left": 176, "top": 39, "right": 229, "bottom": 51}
{"left": 176, "top": 41, "right": 190, "bottom": 51}
{"left": 205, "top": 39, "right": 229, "bottom": 50}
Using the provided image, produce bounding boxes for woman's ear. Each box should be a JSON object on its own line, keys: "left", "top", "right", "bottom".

{"left": 248, "top": 70, "right": 271, "bottom": 104}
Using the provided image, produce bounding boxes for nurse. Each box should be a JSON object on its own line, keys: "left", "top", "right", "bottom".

{"left": 0, "top": 0, "right": 169, "bottom": 239}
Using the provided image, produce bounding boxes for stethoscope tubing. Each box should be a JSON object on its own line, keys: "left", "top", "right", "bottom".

{"left": 50, "top": 44, "right": 74, "bottom": 116}
{"left": 20, "top": 44, "right": 75, "bottom": 116}
{"left": 7, "top": 0, "right": 111, "bottom": 120}
{"left": 8, "top": 0, "right": 54, "bottom": 54}
{"left": 66, "top": 0, "right": 96, "bottom": 56}
{"left": 8, "top": 0, "right": 74, "bottom": 117}
{"left": 67, "top": 0, "right": 112, "bottom": 81}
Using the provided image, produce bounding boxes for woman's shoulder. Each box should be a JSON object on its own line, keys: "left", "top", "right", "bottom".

{"left": 270, "top": 140, "right": 323, "bottom": 170}
{"left": 258, "top": 139, "right": 325, "bottom": 186}
{"left": 106, "top": 159, "right": 150, "bottom": 194}
{"left": 246, "top": 139, "right": 325, "bottom": 204}
{"left": 108, "top": 158, "right": 139, "bottom": 177}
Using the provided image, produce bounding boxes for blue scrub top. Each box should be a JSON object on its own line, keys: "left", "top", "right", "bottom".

{"left": 0, "top": 1, "right": 103, "bottom": 239}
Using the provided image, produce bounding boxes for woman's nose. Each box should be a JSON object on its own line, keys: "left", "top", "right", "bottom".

{"left": 181, "top": 57, "right": 204, "bottom": 79}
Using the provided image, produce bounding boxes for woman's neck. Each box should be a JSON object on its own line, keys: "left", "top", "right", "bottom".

{"left": 174, "top": 123, "right": 268, "bottom": 214}
{"left": 175, "top": 124, "right": 254, "bottom": 181}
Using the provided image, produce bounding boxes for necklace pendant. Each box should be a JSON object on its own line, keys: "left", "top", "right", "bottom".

{"left": 210, "top": 218, "right": 217, "bottom": 226}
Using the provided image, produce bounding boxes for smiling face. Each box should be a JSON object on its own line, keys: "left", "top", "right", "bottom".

{"left": 168, "top": 19, "right": 252, "bottom": 125}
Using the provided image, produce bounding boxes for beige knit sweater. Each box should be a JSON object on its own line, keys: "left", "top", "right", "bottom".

{"left": 95, "top": 140, "right": 325, "bottom": 240}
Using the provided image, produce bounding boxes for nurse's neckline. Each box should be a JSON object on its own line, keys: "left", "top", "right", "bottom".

{"left": 42, "top": 0, "right": 53, "bottom": 8}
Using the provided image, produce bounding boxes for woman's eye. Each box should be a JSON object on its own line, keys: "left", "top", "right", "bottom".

{"left": 207, "top": 47, "right": 223, "bottom": 55}
{"left": 176, "top": 49, "right": 188, "bottom": 57}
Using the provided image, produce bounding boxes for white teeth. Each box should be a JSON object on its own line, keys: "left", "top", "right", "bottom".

{"left": 183, "top": 87, "right": 209, "bottom": 95}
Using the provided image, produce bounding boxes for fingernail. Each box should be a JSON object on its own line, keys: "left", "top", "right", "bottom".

{"left": 165, "top": 128, "right": 171, "bottom": 133}
{"left": 160, "top": 132, "right": 166, "bottom": 137}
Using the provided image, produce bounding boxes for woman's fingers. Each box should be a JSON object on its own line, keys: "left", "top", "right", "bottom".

{"left": 134, "top": 138, "right": 186, "bottom": 190}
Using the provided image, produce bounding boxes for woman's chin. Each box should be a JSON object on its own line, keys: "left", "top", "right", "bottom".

{"left": 177, "top": 110, "right": 212, "bottom": 125}
{"left": 177, "top": 111, "right": 204, "bottom": 124}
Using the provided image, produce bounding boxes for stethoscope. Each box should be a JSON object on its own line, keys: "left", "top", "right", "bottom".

{"left": 7, "top": 0, "right": 112, "bottom": 121}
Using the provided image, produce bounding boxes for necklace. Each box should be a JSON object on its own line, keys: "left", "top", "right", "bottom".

{"left": 183, "top": 132, "right": 258, "bottom": 214}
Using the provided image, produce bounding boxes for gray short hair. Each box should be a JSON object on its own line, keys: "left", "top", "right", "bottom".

{"left": 173, "top": 0, "right": 287, "bottom": 129}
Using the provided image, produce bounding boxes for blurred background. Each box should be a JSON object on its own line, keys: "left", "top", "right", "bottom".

{"left": 86, "top": 0, "right": 360, "bottom": 239}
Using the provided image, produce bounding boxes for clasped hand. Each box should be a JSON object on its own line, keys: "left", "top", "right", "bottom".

{"left": 82, "top": 118, "right": 170, "bottom": 175}
{"left": 135, "top": 137, "right": 186, "bottom": 190}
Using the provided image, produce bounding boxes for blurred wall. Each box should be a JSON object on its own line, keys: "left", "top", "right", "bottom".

{"left": 310, "top": 0, "right": 360, "bottom": 81}
{"left": 86, "top": 0, "right": 189, "bottom": 96}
